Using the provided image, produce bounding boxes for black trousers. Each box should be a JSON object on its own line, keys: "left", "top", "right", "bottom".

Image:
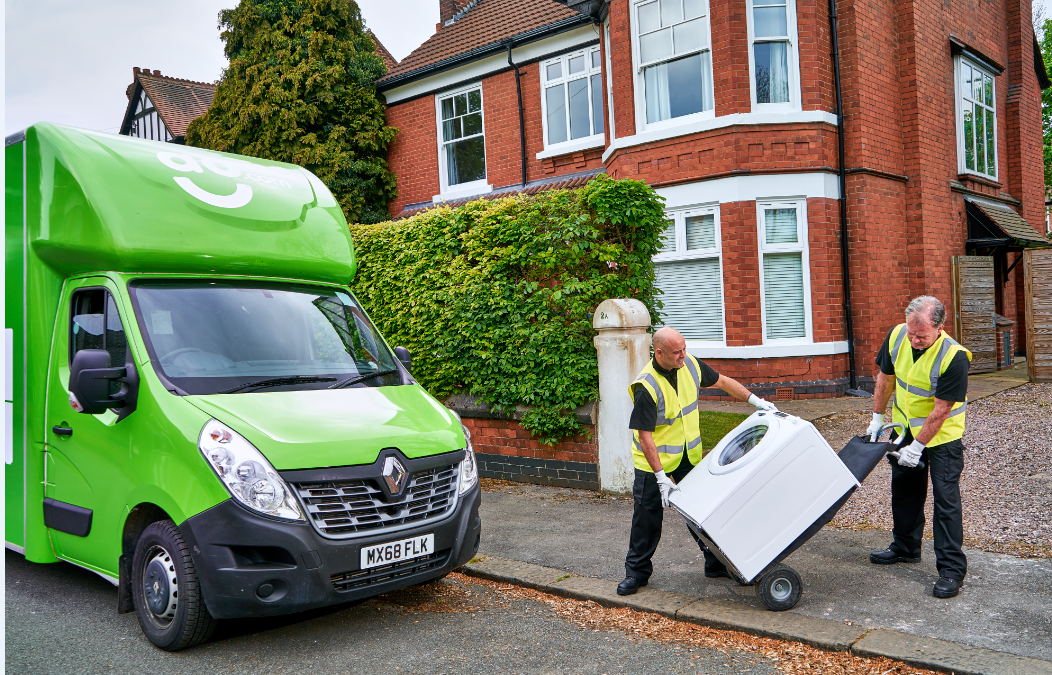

{"left": 888, "top": 434, "right": 967, "bottom": 581}
{"left": 624, "top": 454, "right": 723, "bottom": 581}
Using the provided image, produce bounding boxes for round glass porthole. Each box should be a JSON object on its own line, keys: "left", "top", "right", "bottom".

{"left": 718, "top": 424, "right": 769, "bottom": 466}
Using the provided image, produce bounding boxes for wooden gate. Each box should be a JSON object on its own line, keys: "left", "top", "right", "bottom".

{"left": 952, "top": 256, "right": 996, "bottom": 373}
{"left": 1024, "top": 249, "right": 1052, "bottom": 383}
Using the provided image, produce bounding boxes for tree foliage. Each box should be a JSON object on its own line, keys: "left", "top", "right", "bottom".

{"left": 185, "top": 0, "right": 397, "bottom": 224}
{"left": 349, "top": 176, "right": 667, "bottom": 444}
{"left": 1041, "top": 18, "right": 1052, "bottom": 190}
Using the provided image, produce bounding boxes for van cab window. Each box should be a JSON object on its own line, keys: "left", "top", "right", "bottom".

{"left": 71, "top": 289, "right": 129, "bottom": 395}
{"left": 129, "top": 281, "right": 402, "bottom": 395}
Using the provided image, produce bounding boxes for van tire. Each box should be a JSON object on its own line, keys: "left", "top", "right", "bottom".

{"left": 131, "top": 519, "right": 217, "bottom": 650}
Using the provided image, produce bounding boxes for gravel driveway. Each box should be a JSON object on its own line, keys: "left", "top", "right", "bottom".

{"left": 814, "top": 383, "right": 1052, "bottom": 559}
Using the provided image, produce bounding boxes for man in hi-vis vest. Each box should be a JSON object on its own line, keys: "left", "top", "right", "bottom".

{"left": 617, "top": 327, "right": 779, "bottom": 596}
{"left": 864, "top": 296, "right": 971, "bottom": 599}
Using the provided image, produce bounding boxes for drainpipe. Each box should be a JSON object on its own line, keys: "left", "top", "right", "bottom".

{"left": 827, "top": 0, "right": 866, "bottom": 397}
{"left": 507, "top": 43, "right": 528, "bottom": 187}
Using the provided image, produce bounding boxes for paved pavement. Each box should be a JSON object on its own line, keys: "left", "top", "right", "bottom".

{"left": 475, "top": 480, "right": 1052, "bottom": 665}
{"left": 4, "top": 549, "right": 783, "bottom": 675}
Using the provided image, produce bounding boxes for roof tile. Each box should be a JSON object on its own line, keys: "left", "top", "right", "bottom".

{"left": 970, "top": 200, "right": 1046, "bottom": 243}
{"left": 136, "top": 71, "right": 216, "bottom": 138}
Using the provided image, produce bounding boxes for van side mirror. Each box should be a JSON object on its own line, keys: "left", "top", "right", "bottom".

{"left": 69, "top": 349, "right": 129, "bottom": 415}
{"left": 394, "top": 346, "right": 412, "bottom": 374}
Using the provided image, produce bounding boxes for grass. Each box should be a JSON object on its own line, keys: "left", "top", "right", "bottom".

{"left": 699, "top": 411, "right": 749, "bottom": 451}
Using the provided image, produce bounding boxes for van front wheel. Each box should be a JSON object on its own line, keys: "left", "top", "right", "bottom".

{"left": 131, "top": 519, "right": 217, "bottom": 650}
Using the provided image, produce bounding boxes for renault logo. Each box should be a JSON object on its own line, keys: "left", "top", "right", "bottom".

{"left": 382, "top": 456, "right": 407, "bottom": 494}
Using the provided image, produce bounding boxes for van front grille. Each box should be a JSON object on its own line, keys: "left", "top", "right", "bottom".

{"left": 331, "top": 549, "right": 451, "bottom": 592}
{"left": 291, "top": 464, "right": 459, "bottom": 539}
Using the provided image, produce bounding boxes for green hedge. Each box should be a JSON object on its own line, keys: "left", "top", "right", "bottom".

{"left": 349, "top": 175, "right": 666, "bottom": 444}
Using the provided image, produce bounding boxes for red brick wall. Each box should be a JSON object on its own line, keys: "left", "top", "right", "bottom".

{"left": 385, "top": 95, "right": 439, "bottom": 216}
{"left": 461, "top": 418, "right": 598, "bottom": 464}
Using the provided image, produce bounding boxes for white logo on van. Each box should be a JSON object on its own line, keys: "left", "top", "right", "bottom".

{"left": 157, "top": 151, "right": 295, "bottom": 209}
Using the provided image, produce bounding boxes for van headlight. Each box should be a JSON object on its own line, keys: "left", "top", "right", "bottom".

{"left": 458, "top": 423, "right": 478, "bottom": 495}
{"left": 199, "top": 419, "right": 304, "bottom": 521}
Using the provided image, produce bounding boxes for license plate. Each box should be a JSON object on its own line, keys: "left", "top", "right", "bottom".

{"left": 360, "top": 533, "right": 435, "bottom": 570}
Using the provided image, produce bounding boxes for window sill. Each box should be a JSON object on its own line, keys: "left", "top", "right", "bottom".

{"left": 957, "top": 172, "right": 1001, "bottom": 188}
{"left": 686, "top": 340, "right": 848, "bottom": 359}
{"left": 536, "top": 135, "right": 605, "bottom": 160}
{"left": 604, "top": 110, "right": 837, "bottom": 162}
{"left": 432, "top": 183, "right": 493, "bottom": 204}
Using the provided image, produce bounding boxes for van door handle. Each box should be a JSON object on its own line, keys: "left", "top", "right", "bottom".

{"left": 52, "top": 425, "right": 73, "bottom": 436}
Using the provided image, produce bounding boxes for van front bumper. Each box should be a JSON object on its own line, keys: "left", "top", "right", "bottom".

{"left": 178, "top": 484, "right": 481, "bottom": 620}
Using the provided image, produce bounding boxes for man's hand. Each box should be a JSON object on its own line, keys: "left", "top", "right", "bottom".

{"left": 747, "top": 394, "right": 778, "bottom": 412}
{"left": 896, "top": 440, "right": 924, "bottom": 468}
{"left": 654, "top": 470, "right": 679, "bottom": 508}
{"left": 866, "top": 412, "right": 885, "bottom": 441}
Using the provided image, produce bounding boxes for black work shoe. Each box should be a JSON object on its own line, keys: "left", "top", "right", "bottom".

{"left": 869, "top": 548, "right": 921, "bottom": 565}
{"left": 933, "top": 576, "right": 962, "bottom": 598}
{"left": 616, "top": 577, "right": 646, "bottom": 596}
{"left": 704, "top": 566, "right": 731, "bottom": 579}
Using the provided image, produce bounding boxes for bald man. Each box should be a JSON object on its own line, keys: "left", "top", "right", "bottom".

{"left": 617, "top": 327, "right": 778, "bottom": 596}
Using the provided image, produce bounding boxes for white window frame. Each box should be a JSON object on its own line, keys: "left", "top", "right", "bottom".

{"left": 653, "top": 203, "right": 727, "bottom": 343}
{"left": 629, "top": 0, "right": 716, "bottom": 134}
{"left": 604, "top": 18, "right": 616, "bottom": 140}
{"left": 746, "top": 0, "right": 801, "bottom": 112}
{"left": 539, "top": 47, "right": 605, "bottom": 155}
{"left": 434, "top": 84, "right": 491, "bottom": 201}
{"left": 756, "top": 198, "right": 812, "bottom": 344}
{"left": 954, "top": 55, "right": 999, "bottom": 180}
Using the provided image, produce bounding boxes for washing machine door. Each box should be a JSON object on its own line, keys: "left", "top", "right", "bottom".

{"left": 708, "top": 420, "right": 773, "bottom": 475}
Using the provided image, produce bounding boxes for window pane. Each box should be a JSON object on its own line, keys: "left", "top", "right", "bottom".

{"left": 686, "top": 214, "right": 715, "bottom": 249}
{"left": 971, "top": 68, "right": 982, "bottom": 102}
{"left": 985, "top": 108, "right": 996, "bottom": 176}
{"left": 645, "top": 53, "right": 711, "bottom": 122}
{"left": 638, "top": 1, "right": 661, "bottom": 33}
{"left": 592, "top": 50, "right": 601, "bottom": 69}
{"left": 462, "top": 112, "right": 483, "bottom": 137}
{"left": 105, "top": 295, "right": 127, "bottom": 395}
{"left": 447, "top": 136, "right": 486, "bottom": 185}
{"left": 961, "top": 63, "right": 972, "bottom": 101}
{"left": 763, "top": 253, "right": 806, "bottom": 339}
{"left": 975, "top": 103, "right": 985, "bottom": 174}
{"left": 754, "top": 6, "right": 787, "bottom": 37}
{"left": 659, "top": 219, "right": 677, "bottom": 252}
{"left": 441, "top": 97, "right": 455, "bottom": 120}
{"left": 546, "top": 61, "right": 563, "bottom": 81}
{"left": 754, "top": 42, "right": 789, "bottom": 103}
{"left": 963, "top": 108, "right": 975, "bottom": 170}
{"left": 684, "top": 0, "right": 705, "bottom": 19}
{"left": 454, "top": 93, "right": 467, "bottom": 116}
{"left": 591, "top": 74, "right": 604, "bottom": 135}
{"left": 569, "top": 55, "right": 586, "bottom": 74}
{"left": 674, "top": 17, "right": 707, "bottom": 53}
{"left": 655, "top": 258, "right": 724, "bottom": 341}
{"left": 546, "top": 84, "right": 568, "bottom": 145}
{"left": 71, "top": 289, "right": 106, "bottom": 358}
{"left": 568, "top": 78, "right": 591, "bottom": 140}
{"left": 640, "top": 27, "right": 673, "bottom": 63}
{"left": 764, "top": 208, "right": 798, "bottom": 243}
{"left": 468, "top": 89, "right": 482, "bottom": 112}
{"left": 443, "top": 118, "right": 461, "bottom": 142}
{"left": 660, "top": 0, "right": 683, "bottom": 26}
{"left": 984, "top": 74, "right": 993, "bottom": 106}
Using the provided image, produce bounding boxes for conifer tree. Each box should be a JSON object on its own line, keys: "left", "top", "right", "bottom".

{"left": 186, "top": 0, "right": 397, "bottom": 223}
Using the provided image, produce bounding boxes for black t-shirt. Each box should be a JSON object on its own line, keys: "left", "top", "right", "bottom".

{"left": 874, "top": 328, "right": 969, "bottom": 402}
{"left": 629, "top": 358, "right": 720, "bottom": 432}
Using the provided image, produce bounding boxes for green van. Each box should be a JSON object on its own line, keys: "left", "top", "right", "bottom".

{"left": 4, "top": 124, "right": 481, "bottom": 650}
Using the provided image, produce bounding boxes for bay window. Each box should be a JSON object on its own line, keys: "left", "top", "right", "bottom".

{"left": 653, "top": 205, "right": 725, "bottom": 341}
{"left": 748, "top": 0, "right": 799, "bottom": 108}
{"left": 757, "top": 200, "right": 811, "bottom": 342}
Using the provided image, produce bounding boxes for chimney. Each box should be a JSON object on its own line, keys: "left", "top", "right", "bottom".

{"left": 133, "top": 66, "right": 141, "bottom": 76}
{"left": 439, "top": 0, "right": 472, "bottom": 25}
{"left": 154, "top": 70, "right": 161, "bottom": 76}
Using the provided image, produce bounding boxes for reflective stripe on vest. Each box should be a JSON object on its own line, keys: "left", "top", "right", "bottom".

{"left": 628, "top": 355, "right": 705, "bottom": 472}
{"left": 888, "top": 324, "right": 971, "bottom": 446}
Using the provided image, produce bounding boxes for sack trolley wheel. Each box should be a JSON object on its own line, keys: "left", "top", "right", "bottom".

{"left": 755, "top": 565, "right": 802, "bottom": 611}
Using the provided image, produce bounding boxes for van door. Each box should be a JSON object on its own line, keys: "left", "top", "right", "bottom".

{"left": 45, "top": 279, "right": 136, "bottom": 575}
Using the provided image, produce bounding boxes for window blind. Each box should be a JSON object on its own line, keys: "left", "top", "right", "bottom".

{"left": 655, "top": 258, "right": 724, "bottom": 341}
{"left": 685, "top": 214, "right": 715, "bottom": 249}
{"left": 764, "top": 208, "right": 797, "bottom": 243}
{"left": 659, "top": 219, "right": 676, "bottom": 253}
{"left": 762, "top": 252, "right": 805, "bottom": 338}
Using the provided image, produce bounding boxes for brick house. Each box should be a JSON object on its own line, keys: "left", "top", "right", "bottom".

{"left": 378, "top": 0, "right": 1051, "bottom": 402}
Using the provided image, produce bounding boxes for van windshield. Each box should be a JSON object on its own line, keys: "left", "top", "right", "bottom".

{"left": 129, "top": 281, "right": 401, "bottom": 395}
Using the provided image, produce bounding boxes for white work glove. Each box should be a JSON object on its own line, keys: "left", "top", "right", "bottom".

{"left": 867, "top": 412, "right": 885, "bottom": 442}
{"left": 896, "top": 440, "right": 924, "bottom": 468}
{"left": 654, "top": 470, "right": 679, "bottom": 508}
{"left": 748, "top": 394, "right": 778, "bottom": 412}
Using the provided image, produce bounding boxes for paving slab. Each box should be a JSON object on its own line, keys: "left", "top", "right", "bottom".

{"left": 851, "top": 629, "right": 1052, "bottom": 675}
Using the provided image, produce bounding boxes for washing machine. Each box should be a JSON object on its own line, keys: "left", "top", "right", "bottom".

{"left": 668, "top": 410, "right": 860, "bottom": 610}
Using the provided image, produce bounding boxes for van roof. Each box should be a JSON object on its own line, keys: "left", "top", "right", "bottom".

{"left": 21, "top": 123, "right": 355, "bottom": 284}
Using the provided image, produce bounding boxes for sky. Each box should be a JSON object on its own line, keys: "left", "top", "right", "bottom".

{"left": 3, "top": 0, "right": 438, "bottom": 137}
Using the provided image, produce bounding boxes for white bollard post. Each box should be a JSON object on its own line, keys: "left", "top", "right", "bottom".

{"left": 593, "top": 299, "right": 652, "bottom": 494}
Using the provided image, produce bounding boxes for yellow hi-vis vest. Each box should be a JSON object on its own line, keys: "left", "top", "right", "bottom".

{"left": 888, "top": 323, "right": 972, "bottom": 446}
{"left": 629, "top": 355, "right": 705, "bottom": 473}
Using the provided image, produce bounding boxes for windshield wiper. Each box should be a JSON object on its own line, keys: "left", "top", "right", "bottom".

{"left": 219, "top": 376, "right": 337, "bottom": 394}
{"left": 328, "top": 369, "right": 399, "bottom": 390}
